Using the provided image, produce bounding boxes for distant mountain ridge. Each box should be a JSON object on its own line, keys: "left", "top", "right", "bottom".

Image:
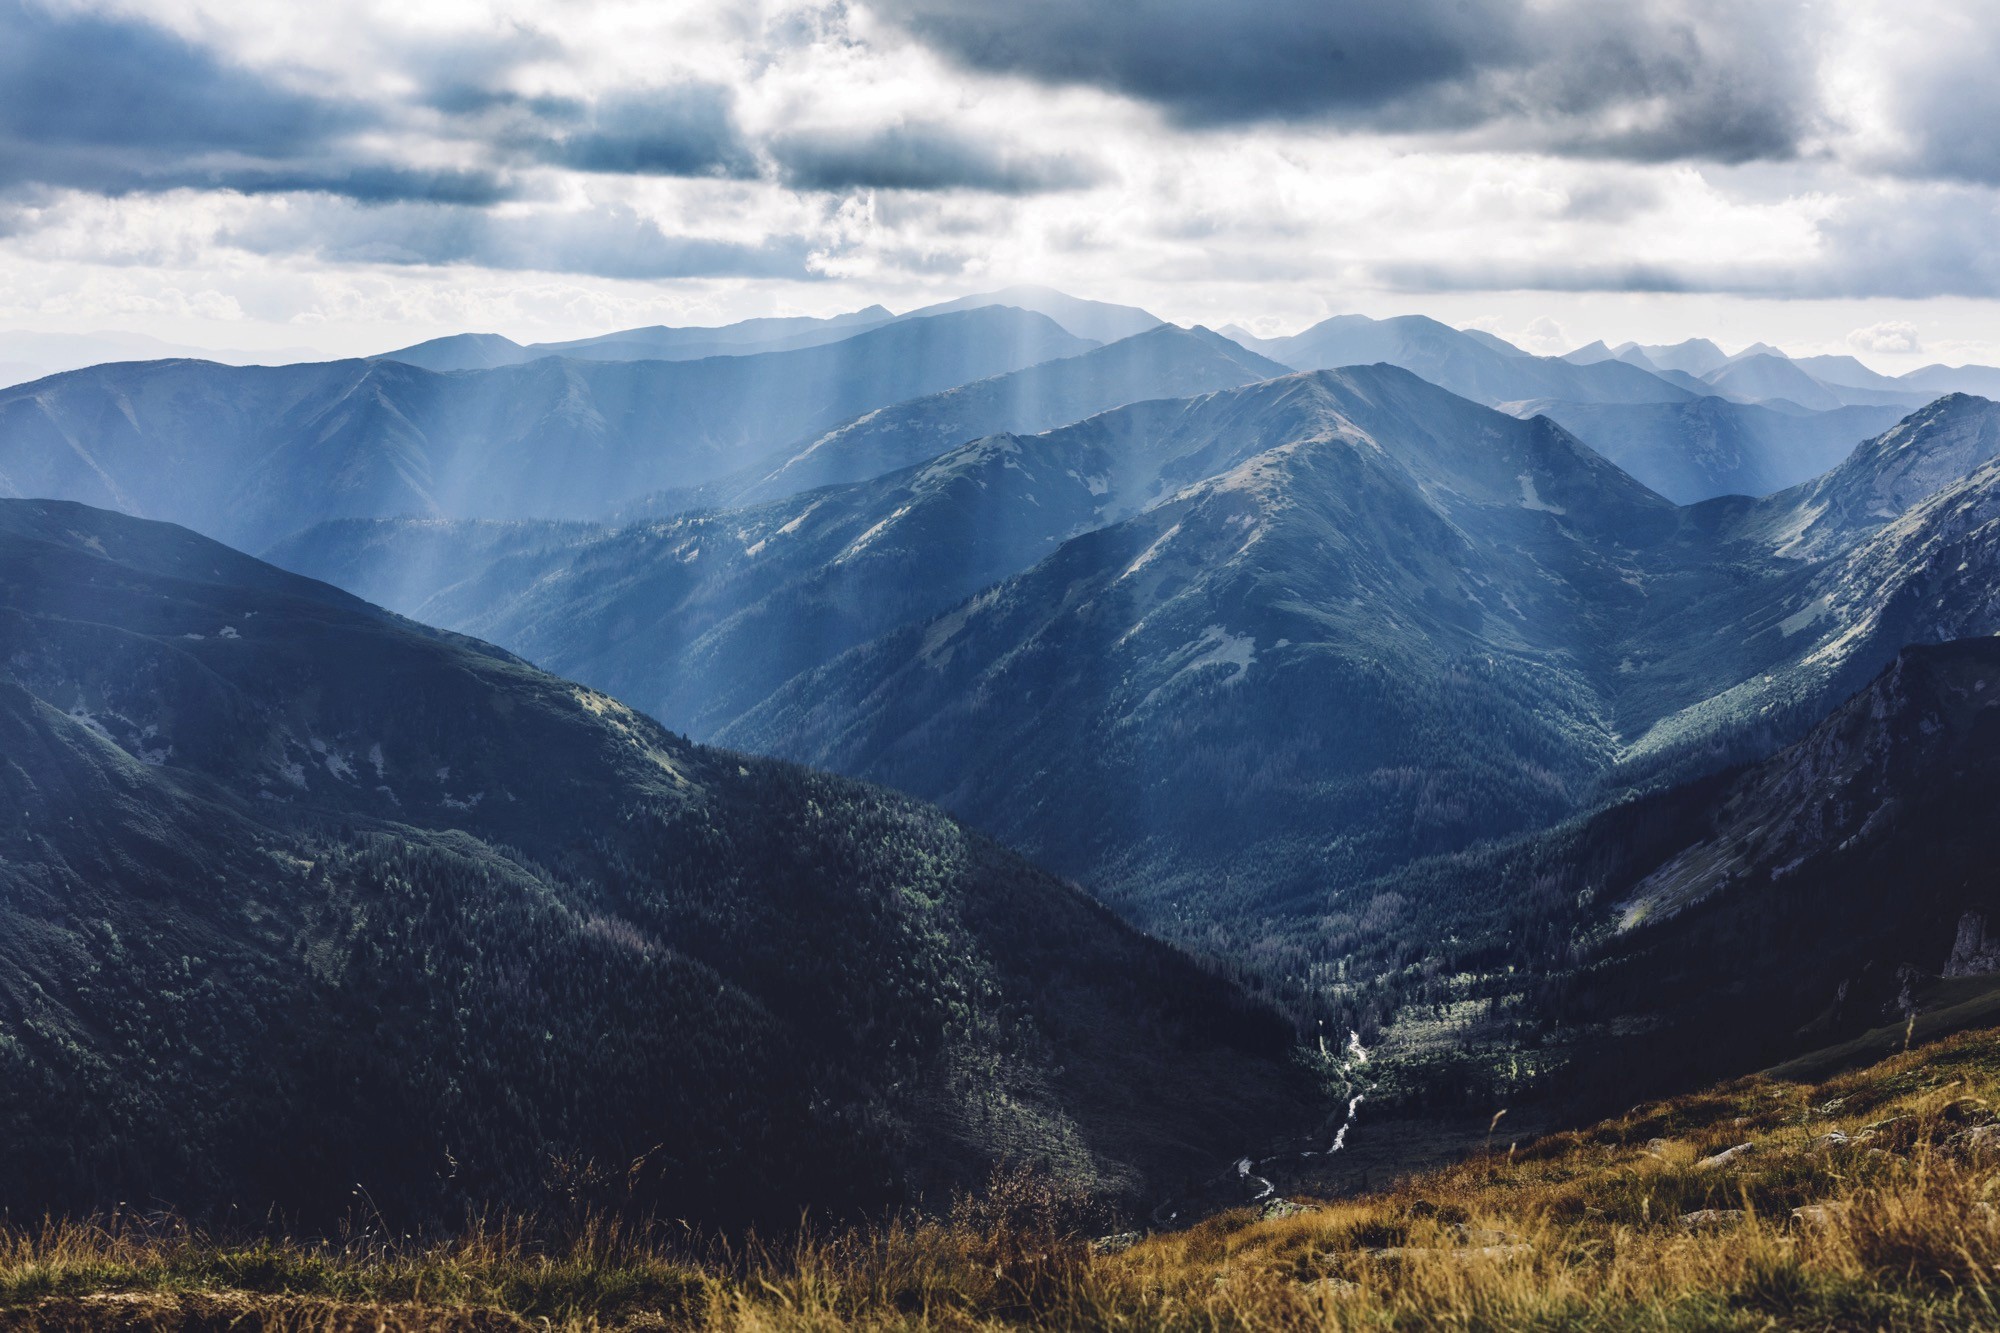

{"left": 1566, "top": 334, "right": 1994, "bottom": 410}
{"left": 1221, "top": 314, "right": 1923, "bottom": 500}
{"left": 621, "top": 323, "right": 1294, "bottom": 516}
{"left": 897, "top": 285, "right": 1164, "bottom": 344}
{"left": 379, "top": 286, "right": 1160, "bottom": 373}
{"left": 0, "top": 330, "right": 328, "bottom": 390}
{"left": 1240, "top": 313, "right": 1699, "bottom": 407}
{"left": 1239, "top": 317, "right": 1985, "bottom": 447}
{"left": 381, "top": 306, "right": 898, "bottom": 372}
{"left": 1513, "top": 396, "right": 1908, "bottom": 503}
{"left": 0, "top": 307, "right": 1096, "bottom": 549}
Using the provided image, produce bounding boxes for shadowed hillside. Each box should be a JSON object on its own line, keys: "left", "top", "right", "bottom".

{"left": 0, "top": 498, "right": 1308, "bottom": 1230}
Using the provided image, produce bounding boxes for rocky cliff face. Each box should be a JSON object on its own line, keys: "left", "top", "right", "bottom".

{"left": 1944, "top": 912, "right": 2000, "bottom": 977}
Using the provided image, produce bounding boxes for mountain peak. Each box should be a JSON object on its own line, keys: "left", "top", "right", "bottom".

{"left": 1701, "top": 352, "right": 1844, "bottom": 411}
{"left": 1168, "top": 323, "right": 1292, "bottom": 373}
{"left": 1823, "top": 392, "right": 2000, "bottom": 492}
{"left": 1255, "top": 314, "right": 1691, "bottom": 408}
{"left": 1635, "top": 338, "right": 1731, "bottom": 377}
{"left": 374, "top": 331, "right": 527, "bottom": 372}
{"left": 898, "top": 286, "right": 1163, "bottom": 344}
{"left": 712, "top": 318, "right": 1287, "bottom": 509}
{"left": 1760, "top": 393, "right": 2000, "bottom": 557}
{"left": 1217, "top": 363, "right": 1676, "bottom": 535}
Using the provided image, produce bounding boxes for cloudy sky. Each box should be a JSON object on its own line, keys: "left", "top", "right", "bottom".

{"left": 1, "top": 0, "right": 1997, "bottom": 367}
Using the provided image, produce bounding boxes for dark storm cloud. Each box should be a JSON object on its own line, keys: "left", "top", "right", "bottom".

{"left": 0, "top": 0, "right": 529, "bottom": 203}
{"left": 770, "top": 122, "right": 1103, "bottom": 194}
{"left": 1872, "top": 16, "right": 2000, "bottom": 188}
{"left": 402, "top": 24, "right": 567, "bottom": 119}
{"left": 1372, "top": 259, "right": 1701, "bottom": 294}
{"left": 865, "top": 0, "right": 1821, "bottom": 163}
{"left": 0, "top": 1, "right": 345, "bottom": 159}
{"left": 873, "top": 0, "right": 1505, "bottom": 125}
{"left": 1807, "top": 188, "right": 2000, "bottom": 298}
{"left": 170, "top": 165, "right": 515, "bottom": 206}
{"left": 221, "top": 201, "right": 819, "bottom": 281}
{"left": 0, "top": 3, "right": 755, "bottom": 201}
{"left": 530, "top": 86, "right": 761, "bottom": 178}
{"left": 0, "top": 0, "right": 367, "bottom": 195}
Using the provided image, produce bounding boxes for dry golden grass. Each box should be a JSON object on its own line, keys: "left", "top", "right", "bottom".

{"left": 17, "top": 1028, "right": 2000, "bottom": 1329}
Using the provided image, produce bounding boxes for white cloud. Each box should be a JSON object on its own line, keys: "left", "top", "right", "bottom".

{"left": 1847, "top": 320, "right": 1924, "bottom": 354}
{"left": 1515, "top": 315, "right": 1568, "bottom": 353}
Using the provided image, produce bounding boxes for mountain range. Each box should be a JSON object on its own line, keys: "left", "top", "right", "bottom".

{"left": 2, "top": 296, "right": 1985, "bottom": 560}
{"left": 1233, "top": 313, "right": 1707, "bottom": 406}
{"left": 13, "top": 283, "right": 2000, "bottom": 1231}
{"left": 0, "top": 307, "right": 1095, "bottom": 550}
{"left": 380, "top": 285, "right": 1162, "bottom": 373}
{"left": 1573, "top": 335, "right": 2000, "bottom": 407}
{"left": 0, "top": 330, "right": 327, "bottom": 391}
{"left": 270, "top": 375, "right": 2000, "bottom": 953}
{"left": 609, "top": 323, "right": 1293, "bottom": 518}
{"left": 381, "top": 306, "right": 899, "bottom": 372}
{"left": 272, "top": 361, "right": 1437, "bottom": 742}
{"left": 1222, "top": 314, "right": 1960, "bottom": 501}
{"left": 0, "top": 497, "right": 1305, "bottom": 1227}
{"left": 1506, "top": 397, "right": 1909, "bottom": 503}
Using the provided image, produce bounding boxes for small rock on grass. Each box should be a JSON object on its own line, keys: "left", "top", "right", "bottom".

{"left": 1260, "top": 1198, "right": 1317, "bottom": 1221}
{"left": 1955, "top": 1123, "right": 2000, "bottom": 1154}
{"left": 1791, "top": 1203, "right": 1849, "bottom": 1229}
{"left": 1362, "top": 1219, "right": 1529, "bottom": 1260}
{"left": 1680, "top": 1208, "right": 1747, "bottom": 1231}
{"left": 1696, "top": 1143, "right": 1755, "bottom": 1170}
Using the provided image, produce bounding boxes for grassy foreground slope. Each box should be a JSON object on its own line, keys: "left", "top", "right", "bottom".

{"left": 14, "top": 1024, "right": 2000, "bottom": 1329}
